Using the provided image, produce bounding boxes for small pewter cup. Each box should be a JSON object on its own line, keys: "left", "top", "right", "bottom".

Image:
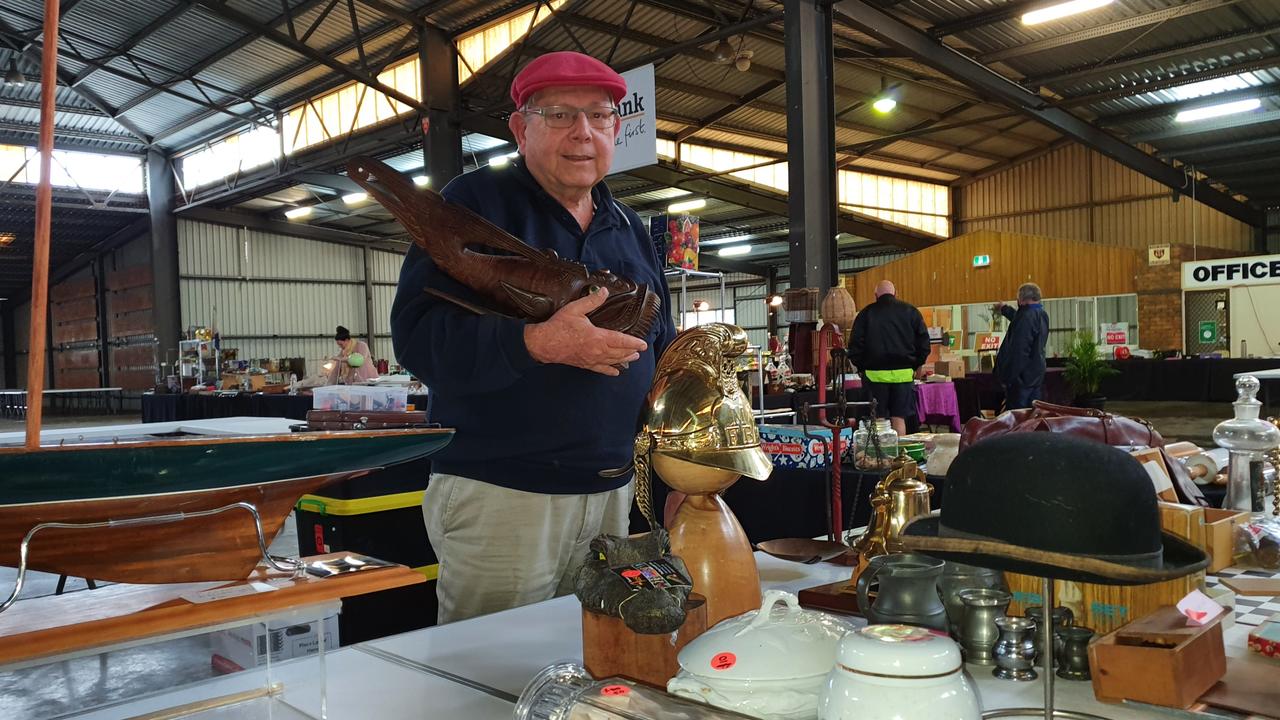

{"left": 958, "top": 588, "right": 1011, "bottom": 666}
{"left": 993, "top": 616, "right": 1038, "bottom": 682}
{"left": 1024, "top": 605, "right": 1073, "bottom": 667}
{"left": 1055, "top": 626, "right": 1094, "bottom": 681}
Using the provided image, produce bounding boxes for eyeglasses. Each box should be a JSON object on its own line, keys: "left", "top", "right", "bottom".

{"left": 521, "top": 105, "right": 620, "bottom": 129}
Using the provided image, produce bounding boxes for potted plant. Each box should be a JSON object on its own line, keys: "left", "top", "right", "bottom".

{"left": 1062, "top": 330, "right": 1119, "bottom": 410}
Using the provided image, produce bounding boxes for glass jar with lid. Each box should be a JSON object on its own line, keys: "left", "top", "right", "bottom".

{"left": 853, "top": 418, "right": 899, "bottom": 470}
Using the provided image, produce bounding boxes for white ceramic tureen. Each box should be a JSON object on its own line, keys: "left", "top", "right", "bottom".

{"left": 667, "top": 590, "right": 855, "bottom": 720}
{"left": 818, "top": 624, "right": 982, "bottom": 720}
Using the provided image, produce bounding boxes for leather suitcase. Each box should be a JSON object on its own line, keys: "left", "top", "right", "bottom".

{"left": 305, "top": 410, "right": 428, "bottom": 430}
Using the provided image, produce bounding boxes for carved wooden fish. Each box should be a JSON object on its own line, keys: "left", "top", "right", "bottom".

{"left": 348, "top": 157, "right": 660, "bottom": 342}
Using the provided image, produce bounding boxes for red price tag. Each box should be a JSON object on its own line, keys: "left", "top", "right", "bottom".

{"left": 621, "top": 569, "right": 642, "bottom": 578}
{"left": 710, "top": 652, "right": 737, "bottom": 671}
{"left": 600, "top": 684, "right": 630, "bottom": 696}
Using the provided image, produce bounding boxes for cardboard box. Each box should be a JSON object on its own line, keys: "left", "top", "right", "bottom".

{"left": 1204, "top": 507, "right": 1250, "bottom": 573}
{"left": 1006, "top": 570, "right": 1204, "bottom": 636}
{"left": 758, "top": 424, "right": 854, "bottom": 470}
{"left": 211, "top": 614, "right": 339, "bottom": 673}
{"left": 1089, "top": 606, "right": 1226, "bottom": 709}
{"left": 933, "top": 359, "right": 965, "bottom": 379}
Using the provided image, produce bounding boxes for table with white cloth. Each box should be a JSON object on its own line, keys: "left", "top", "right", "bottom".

{"left": 74, "top": 553, "right": 1273, "bottom": 720}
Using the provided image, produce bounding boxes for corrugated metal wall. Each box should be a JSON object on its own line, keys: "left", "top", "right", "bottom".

{"left": 177, "top": 220, "right": 404, "bottom": 373}
{"left": 958, "top": 144, "right": 1255, "bottom": 252}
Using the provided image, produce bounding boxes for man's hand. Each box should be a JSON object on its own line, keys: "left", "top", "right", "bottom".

{"left": 523, "top": 287, "right": 648, "bottom": 376}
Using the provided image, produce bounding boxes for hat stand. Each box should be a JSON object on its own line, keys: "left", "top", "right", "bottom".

{"left": 981, "top": 577, "right": 1111, "bottom": 720}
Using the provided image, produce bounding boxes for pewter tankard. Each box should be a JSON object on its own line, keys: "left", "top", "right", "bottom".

{"left": 854, "top": 553, "right": 947, "bottom": 631}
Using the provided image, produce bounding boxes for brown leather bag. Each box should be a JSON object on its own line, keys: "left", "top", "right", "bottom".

{"left": 304, "top": 410, "right": 428, "bottom": 430}
{"left": 960, "top": 400, "right": 1163, "bottom": 450}
{"left": 960, "top": 401, "right": 1208, "bottom": 507}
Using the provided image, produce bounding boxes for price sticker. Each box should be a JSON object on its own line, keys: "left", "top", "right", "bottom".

{"left": 600, "top": 685, "right": 630, "bottom": 696}
{"left": 710, "top": 652, "right": 737, "bottom": 671}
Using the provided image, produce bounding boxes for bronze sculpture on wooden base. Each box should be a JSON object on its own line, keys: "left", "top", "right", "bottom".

{"left": 632, "top": 323, "right": 773, "bottom": 627}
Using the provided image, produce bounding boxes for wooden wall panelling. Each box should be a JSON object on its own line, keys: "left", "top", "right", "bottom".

{"left": 848, "top": 230, "right": 1140, "bottom": 309}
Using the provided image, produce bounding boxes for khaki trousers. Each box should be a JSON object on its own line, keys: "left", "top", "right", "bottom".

{"left": 422, "top": 473, "right": 634, "bottom": 624}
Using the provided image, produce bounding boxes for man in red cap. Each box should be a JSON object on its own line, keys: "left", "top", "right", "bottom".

{"left": 391, "top": 51, "right": 675, "bottom": 624}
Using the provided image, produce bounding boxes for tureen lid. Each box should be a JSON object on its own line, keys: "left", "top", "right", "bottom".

{"left": 676, "top": 590, "right": 853, "bottom": 681}
{"left": 836, "top": 624, "right": 961, "bottom": 678}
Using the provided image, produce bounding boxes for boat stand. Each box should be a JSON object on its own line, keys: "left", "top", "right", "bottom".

{"left": 0, "top": 501, "right": 303, "bottom": 614}
{"left": 981, "top": 577, "right": 1111, "bottom": 720}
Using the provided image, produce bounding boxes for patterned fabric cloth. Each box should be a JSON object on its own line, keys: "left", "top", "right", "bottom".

{"left": 916, "top": 382, "right": 962, "bottom": 432}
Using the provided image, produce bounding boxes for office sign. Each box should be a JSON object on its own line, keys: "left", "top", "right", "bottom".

{"left": 609, "top": 64, "right": 657, "bottom": 174}
{"left": 1182, "top": 254, "right": 1280, "bottom": 290}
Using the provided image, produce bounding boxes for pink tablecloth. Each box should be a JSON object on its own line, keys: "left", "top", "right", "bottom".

{"left": 916, "top": 382, "right": 962, "bottom": 432}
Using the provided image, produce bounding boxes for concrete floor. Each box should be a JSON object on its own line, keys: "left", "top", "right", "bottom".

{"left": 0, "top": 403, "right": 1237, "bottom": 717}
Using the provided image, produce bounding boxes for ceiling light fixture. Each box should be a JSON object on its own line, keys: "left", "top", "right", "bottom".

{"left": 3, "top": 59, "right": 25, "bottom": 86}
{"left": 872, "top": 97, "right": 897, "bottom": 113}
{"left": 717, "top": 245, "right": 752, "bottom": 257}
{"left": 692, "top": 300, "right": 711, "bottom": 311}
{"left": 1022, "top": 0, "right": 1113, "bottom": 25}
{"left": 667, "top": 198, "right": 706, "bottom": 214}
{"left": 768, "top": 294, "right": 784, "bottom": 307}
{"left": 712, "top": 39, "right": 736, "bottom": 64}
{"left": 342, "top": 192, "right": 368, "bottom": 205}
{"left": 284, "top": 206, "right": 313, "bottom": 220}
{"left": 489, "top": 154, "right": 511, "bottom": 168}
{"left": 412, "top": 175, "right": 430, "bottom": 187}
{"left": 1175, "top": 98, "right": 1262, "bottom": 123}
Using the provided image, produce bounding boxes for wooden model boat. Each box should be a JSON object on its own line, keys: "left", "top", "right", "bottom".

{"left": 1, "top": 5, "right": 454, "bottom": 598}
{"left": 0, "top": 424, "right": 453, "bottom": 584}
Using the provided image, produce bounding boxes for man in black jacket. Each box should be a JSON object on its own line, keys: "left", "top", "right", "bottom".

{"left": 993, "top": 283, "right": 1050, "bottom": 409}
{"left": 848, "top": 280, "right": 931, "bottom": 436}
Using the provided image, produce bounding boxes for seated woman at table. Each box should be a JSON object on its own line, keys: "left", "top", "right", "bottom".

{"left": 326, "top": 325, "right": 379, "bottom": 384}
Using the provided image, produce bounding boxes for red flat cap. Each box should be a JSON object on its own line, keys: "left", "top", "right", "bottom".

{"left": 510, "top": 51, "right": 627, "bottom": 108}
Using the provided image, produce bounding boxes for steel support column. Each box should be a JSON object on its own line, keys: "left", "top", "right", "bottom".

{"left": 785, "top": 0, "right": 838, "bottom": 290}
{"left": 362, "top": 245, "right": 377, "bottom": 359}
{"left": 766, "top": 267, "right": 779, "bottom": 339}
{"left": 420, "top": 23, "right": 462, "bottom": 186}
{"left": 147, "top": 150, "right": 181, "bottom": 365}
{"left": 1, "top": 302, "right": 15, "bottom": 388}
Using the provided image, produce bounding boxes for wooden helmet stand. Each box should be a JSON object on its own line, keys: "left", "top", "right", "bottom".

{"left": 635, "top": 323, "right": 773, "bottom": 627}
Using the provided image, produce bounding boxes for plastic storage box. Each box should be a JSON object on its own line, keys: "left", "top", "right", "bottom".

{"left": 311, "top": 385, "right": 407, "bottom": 412}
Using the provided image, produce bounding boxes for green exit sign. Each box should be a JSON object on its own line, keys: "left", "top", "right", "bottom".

{"left": 973, "top": 254, "right": 991, "bottom": 268}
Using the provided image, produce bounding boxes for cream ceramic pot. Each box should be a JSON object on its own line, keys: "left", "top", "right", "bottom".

{"left": 668, "top": 590, "right": 854, "bottom": 720}
{"left": 818, "top": 624, "right": 982, "bottom": 720}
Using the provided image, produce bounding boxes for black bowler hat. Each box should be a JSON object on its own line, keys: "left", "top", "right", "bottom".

{"left": 901, "top": 433, "right": 1209, "bottom": 585}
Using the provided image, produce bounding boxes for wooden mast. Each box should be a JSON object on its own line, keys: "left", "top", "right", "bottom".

{"left": 24, "top": 0, "right": 59, "bottom": 450}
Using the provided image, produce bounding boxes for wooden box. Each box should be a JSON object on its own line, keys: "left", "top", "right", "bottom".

{"left": 582, "top": 594, "right": 707, "bottom": 688}
{"left": 1006, "top": 571, "right": 1204, "bottom": 636}
{"left": 1089, "top": 606, "right": 1226, "bottom": 709}
{"left": 1204, "top": 508, "right": 1249, "bottom": 573}
{"left": 1158, "top": 502, "right": 1207, "bottom": 548}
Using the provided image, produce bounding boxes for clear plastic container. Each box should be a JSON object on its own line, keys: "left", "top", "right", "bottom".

{"left": 311, "top": 385, "right": 407, "bottom": 412}
{"left": 853, "top": 419, "right": 899, "bottom": 470}
{"left": 516, "top": 662, "right": 755, "bottom": 720}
